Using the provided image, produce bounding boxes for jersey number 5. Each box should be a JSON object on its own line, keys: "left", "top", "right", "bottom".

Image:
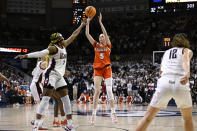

{"left": 169, "top": 49, "right": 177, "bottom": 59}
{"left": 100, "top": 53, "right": 104, "bottom": 60}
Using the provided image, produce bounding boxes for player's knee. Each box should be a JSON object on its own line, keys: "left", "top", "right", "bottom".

{"left": 37, "top": 96, "right": 50, "bottom": 115}
{"left": 61, "top": 95, "right": 72, "bottom": 115}
{"left": 105, "top": 78, "right": 112, "bottom": 87}
{"left": 106, "top": 86, "right": 114, "bottom": 100}
{"left": 95, "top": 88, "right": 101, "bottom": 94}
{"left": 41, "top": 96, "right": 50, "bottom": 102}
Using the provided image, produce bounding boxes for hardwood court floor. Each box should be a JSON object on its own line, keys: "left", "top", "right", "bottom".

{"left": 0, "top": 103, "right": 197, "bottom": 131}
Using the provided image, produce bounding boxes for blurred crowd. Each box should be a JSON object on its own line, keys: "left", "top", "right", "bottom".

{"left": 0, "top": 63, "right": 30, "bottom": 106}
{"left": 1, "top": 14, "right": 197, "bottom": 106}
{"left": 1, "top": 57, "right": 197, "bottom": 106}
{"left": 67, "top": 58, "right": 197, "bottom": 105}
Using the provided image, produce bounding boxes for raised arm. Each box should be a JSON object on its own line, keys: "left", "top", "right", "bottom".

{"left": 181, "top": 48, "right": 193, "bottom": 85}
{"left": 62, "top": 22, "right": 86, "bottom": 48}
{"left": 98, "top": 13, "right": 111, "bottom": 45}
{"left": 85, "top": 18, "right": 96, "bottom": 45}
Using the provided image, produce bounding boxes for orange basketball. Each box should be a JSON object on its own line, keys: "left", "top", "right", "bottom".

{"left": 85, "top": 6, "right": 96, "bottom": 18}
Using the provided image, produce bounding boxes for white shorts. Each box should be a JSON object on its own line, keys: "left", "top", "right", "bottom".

{"left": 150, "top": 75, "right": 192, "bottom": 109}
{"left": 42, "top": 70, "right": 67, "bottom": 89}
{"left": 30, "top": 81, "right": 43, "bottom": 101}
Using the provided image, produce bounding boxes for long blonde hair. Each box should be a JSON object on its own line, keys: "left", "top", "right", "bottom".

{"left": 172, "top": 33, "right": 190, "bottom": 48}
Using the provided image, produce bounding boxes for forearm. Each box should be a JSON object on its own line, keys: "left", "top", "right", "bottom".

{"left": 0, "top": 73, "right": 9, "bottom": 84}
{"left": 183, "top": 63, "right": 190, "bottom": 77}
{"left": 85, "top": 23, "right": 90, "bottom": 36}
{"left": 100, "top": 22, "right": 108, "bottom": 36}
{"left": 27, "top": 49, "right": 49, "bottom": 58}
{"left": 63, "top": 23, "right": 84, "bottom": 47}
{"left": 73, "top": 23, "right": 84, "bottom": 37}
{"left": 85, "top": 23, "right": 95, "bottom": 44}
{"left": 182, "top": 57, "right": 190, "bottom": 77}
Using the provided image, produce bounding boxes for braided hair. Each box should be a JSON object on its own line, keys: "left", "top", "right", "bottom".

{"left": 48, "top": 33, "right": 64, "bottom": 47}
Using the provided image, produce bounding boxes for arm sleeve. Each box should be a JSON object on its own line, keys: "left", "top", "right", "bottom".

{"left": 27, "top": 49, "right": 49, "bottom": 58}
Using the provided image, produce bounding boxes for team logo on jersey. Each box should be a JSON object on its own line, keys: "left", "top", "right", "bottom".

{"left": 97, "top": 48, "right": 108, "bottom": 52}
{"left": 44, "top": 78, "right": 49, "bottom": 85}
{"left": 60, "top": 53, "right": 67, "bottom": 59}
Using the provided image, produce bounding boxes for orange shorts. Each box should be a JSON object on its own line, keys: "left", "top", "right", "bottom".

{"left": 94, "top": 66, "right": 112, "bottom": 79}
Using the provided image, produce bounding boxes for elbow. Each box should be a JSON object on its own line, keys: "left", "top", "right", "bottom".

{"left": 85, "top": 32, "right": 89, "bottom": 36}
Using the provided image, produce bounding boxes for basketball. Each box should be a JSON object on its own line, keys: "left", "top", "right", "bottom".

{"left": 85, "top": 6, "right": 96, "bottom": 18}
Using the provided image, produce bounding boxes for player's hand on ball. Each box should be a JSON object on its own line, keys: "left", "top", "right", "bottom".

{"left": 15, "top": 54, "right": 27, "bottom": 59}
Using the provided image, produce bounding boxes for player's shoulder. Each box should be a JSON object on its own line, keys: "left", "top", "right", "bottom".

{"left": 48, "top": 45, "right": 58, "bottom": 55}
{"left": 184, "top": 48, "right": 192, "bottom": 52}
{"left": 93, "top": 41, "right": 99, "bottom": 47}
{"left": 182, "top": 48, "right": 193, "bottom": 54}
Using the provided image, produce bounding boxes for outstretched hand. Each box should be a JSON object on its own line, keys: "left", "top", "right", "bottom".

{"left": 14, "top": 54, "right": 27, "bottom": 59}
{"left": 98, "top": 13, "right": 102, "bottom": 23}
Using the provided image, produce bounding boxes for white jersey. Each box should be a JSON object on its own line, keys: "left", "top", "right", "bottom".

{"left": 46, "top": 45, "right": 67, "bottom": 76}
{"left": 161, "top": 47, "right": 185, "bottom": 76}
{"left": 32, "top": 61, "right": 45, "bottom": 82}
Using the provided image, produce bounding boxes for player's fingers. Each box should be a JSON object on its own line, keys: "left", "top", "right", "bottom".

{"left": 180, "top": 79, "right": 187, "bottom": 85}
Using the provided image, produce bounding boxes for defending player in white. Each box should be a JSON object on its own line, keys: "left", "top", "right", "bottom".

{"left": 135, "top": 33, "right": 194, "bottom": 131}
{"left": 15, "top": 22, "right": 85, "bottom": 131}
{"left": 30, "top": 56, "right": 48, "bottom": 130}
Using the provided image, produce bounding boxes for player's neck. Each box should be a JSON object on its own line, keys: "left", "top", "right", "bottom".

{"left": 99, "top": 42, "right": 106, "bottom": 46}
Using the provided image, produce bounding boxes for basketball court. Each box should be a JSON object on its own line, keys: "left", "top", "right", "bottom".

{"left": 0, "top": 103, "right": 197, "bottom": 131}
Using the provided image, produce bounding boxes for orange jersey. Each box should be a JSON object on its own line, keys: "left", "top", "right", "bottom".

{"left": 93, "top": 42, "right": 111, "bottom": 69}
